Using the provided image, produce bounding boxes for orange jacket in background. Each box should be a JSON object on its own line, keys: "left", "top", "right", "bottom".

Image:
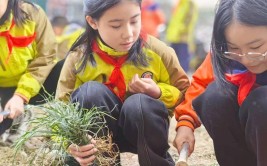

{"left": 175, "top": 53, "right": 214, "bottom": 130}
{"left": 141, "top": 0, "right": 165, "bottom": 38}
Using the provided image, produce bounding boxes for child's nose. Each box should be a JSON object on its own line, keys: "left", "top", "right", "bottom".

{"left": 122, "top": 24, "right": 133, "bottom": 39}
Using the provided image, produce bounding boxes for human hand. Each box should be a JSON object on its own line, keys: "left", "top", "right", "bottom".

{"left": 128, "top": 74, "right": 161, "bottom": 98}
{"left": 1, "top": 95, "right": 25, "bottom": 122}
{"left": 173, "top": 126, "right": 195, "bottom": 156}
{"left": 67, "top": 138, "right": 98, "bottom": 166}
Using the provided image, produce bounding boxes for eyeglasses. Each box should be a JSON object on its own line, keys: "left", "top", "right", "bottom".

{"left": 224, "top": 51, "right": 267, "bottom": 61}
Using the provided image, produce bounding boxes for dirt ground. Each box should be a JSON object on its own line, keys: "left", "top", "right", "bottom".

{"left": 0, "top": 116, "right": 218, "bottom": 166}
{"left": 120, "top": 117, "right": 218, "bottom": 166}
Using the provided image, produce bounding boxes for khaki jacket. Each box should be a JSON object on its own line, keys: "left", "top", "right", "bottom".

{"left": 56, "top": 35, "right": 189, "bottom": 113}
{"left": 0, "top": 3, "right": 57, "bottom": 102}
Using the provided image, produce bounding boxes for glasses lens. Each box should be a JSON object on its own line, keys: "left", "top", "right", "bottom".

{"left": 247, "top": 53, "right": 265, "bottom": 60}
{"left": 223, "top": 52, "right": 241, "bottom": 60}
{"left": 224, "top": 52, "right": 265, "bottom": 61}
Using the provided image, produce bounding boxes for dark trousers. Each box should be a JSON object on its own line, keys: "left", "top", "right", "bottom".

{"left": 171, "top": 43, "right": 191, "bottom": 73}
{"left": 70, "top": 81, "right": 174, "bottom": 166}
{"left": 0, "top": 59, "right": 64, "bottom": 135}
{"left": 193, "top": 81, "right": 267, "bottom": 166}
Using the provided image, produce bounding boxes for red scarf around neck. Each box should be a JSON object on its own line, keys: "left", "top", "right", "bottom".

{"left": 92, "top": 40, "right": 127, "bottom": 101}
{"left": 226, "top": 71, "right": 256, "bottom": 105}
{"left": 0, "top": 19, "right": 36, "bottom": 64}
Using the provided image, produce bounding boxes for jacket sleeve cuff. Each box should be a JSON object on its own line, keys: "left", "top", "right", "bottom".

{"left": 157, "top": 83, "right": 181, "bottom": 108}
{"left": 176, "top": 120, "right": 195, "bottom": 131}
{"left": 14, "top": 90, "right": 30, "bottom": 103}
{"left": 176, "top": 114, "right": 196, "bottom": 131}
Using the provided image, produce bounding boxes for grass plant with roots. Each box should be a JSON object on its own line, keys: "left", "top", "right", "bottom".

{"left": 12, "top": 96, "right": 119, "bottom": 166}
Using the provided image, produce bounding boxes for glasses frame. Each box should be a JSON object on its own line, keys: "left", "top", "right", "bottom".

{"left": 224, "top": 51, "right": 267, "bottom": 61}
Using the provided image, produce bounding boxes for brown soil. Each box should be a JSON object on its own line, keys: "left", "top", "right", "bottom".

{"left": 0, "top": 117, "right": 218, "bottom": 166}
{"left": 120, "top": 117, "right": 218, "bottom": 166}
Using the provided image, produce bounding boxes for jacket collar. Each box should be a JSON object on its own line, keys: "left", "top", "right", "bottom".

{"left": 96, "top": 37, "right": 127, "bottom": 57}
{"left": 0, "top": 13, "right": 12, "bottom": 32}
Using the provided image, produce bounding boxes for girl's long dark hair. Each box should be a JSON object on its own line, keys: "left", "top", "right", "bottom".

{"left": 0, "top": 0, "right": 35, "bottom": 26}
{"left": 211, "top": 0, "right": 267, "bottom": 91}
{"left": 69, "top": 0, "right": 148, "bottom": 74}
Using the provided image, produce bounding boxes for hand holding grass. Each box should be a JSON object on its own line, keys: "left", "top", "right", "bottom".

{"left": 68, "top": 137, "right": 98, "bottom": 166}
{"left": 13, "top": 99, "right": 119, "bottom": 166}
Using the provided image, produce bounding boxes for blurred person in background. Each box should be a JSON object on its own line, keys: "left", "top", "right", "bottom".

{"left": 51, "top": 16, "right": 69, "bottom": 37}
{"left": 189, "top": 39, "right": 208, "bottom": 71}
{"left": 46, "top": 0, "right": 84, "bottom": 27}
{"left": 51, "top": 16, "right": 85, "bottom": 59}
{"left": 141, "top": 0, "right": 165, "bottom": 38}
{"left": 166, "top": 0, "right": 198, "bottom": 73}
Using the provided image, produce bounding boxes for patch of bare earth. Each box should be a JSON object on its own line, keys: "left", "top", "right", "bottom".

{"left": 0, "top": 117, "right": 218, "bottom": 166}
{"left": 120, "top": 117, "right": 218, "bottom": 166}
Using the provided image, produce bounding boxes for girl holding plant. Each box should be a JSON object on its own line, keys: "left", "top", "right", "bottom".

{"left": 56, "top": 0, "right": 190, "bottom": 165}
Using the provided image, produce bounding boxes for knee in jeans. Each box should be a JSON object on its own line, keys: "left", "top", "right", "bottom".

{"left": 122, "top": 94, "right": 143, "bottom": 119}
{"left": 122, "top": 94, "right": 166, "bottom": 121}
{"left": 193, "top": 82, "right": 238, "bottom": 125}
{"left": 71, "top": 81, "right": 107, "bottom": 104}
{"left": 243, "top": 86, "right": 267, "bottom": 117}
{"left": 246, "top": 86, "right": 267, "bottom": 104}
{"left": 206, "top": 82, "right": 237, "bottom": 105}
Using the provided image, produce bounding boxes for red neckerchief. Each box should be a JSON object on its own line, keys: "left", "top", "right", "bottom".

{"left": 92, "top": 40, "right": 127, "bottom": 101}
{"left": 0, "top": 19, "right": 36, "bottom": 64}
{"left": 226, "top": 71, "right": 256, "bottom": 105}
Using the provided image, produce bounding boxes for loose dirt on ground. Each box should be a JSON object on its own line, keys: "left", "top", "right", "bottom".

{"left": 0, "top": 117, "right": 218, "bottom": 166}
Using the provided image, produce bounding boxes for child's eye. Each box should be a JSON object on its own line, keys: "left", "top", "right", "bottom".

{"left": 250, "top": 45, "right": 262, "bottom": 50}
{"left": 111, "top": 25, "right": 120, "bottom": 29}
{"left": 110, "top": 24, "right": 121, "bottom": 29}
{"left": 229, "top": 47, "right": 238, "bottom": 50}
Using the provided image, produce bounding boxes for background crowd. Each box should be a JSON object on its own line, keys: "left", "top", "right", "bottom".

{"left": 31, "top": 0, "right": 216, "bottom": 73}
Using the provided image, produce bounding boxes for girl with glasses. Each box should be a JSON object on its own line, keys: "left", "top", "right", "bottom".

{"left": 174, "top": 0, "right": 267, "bottom": 165}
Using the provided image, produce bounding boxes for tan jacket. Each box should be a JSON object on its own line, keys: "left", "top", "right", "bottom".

{"left": 0, "top": 3, "right": 57, "bottom": 102}
{"left": 56, "top": 35, "right": 189, "bottom": 113}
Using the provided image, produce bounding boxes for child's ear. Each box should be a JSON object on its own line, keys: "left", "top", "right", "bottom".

{"left": 86, "top": 16, "right": 98, "bottom": 30}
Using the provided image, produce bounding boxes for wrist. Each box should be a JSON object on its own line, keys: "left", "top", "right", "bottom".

{"left": 14, "top": 93, "right": 28, "bottom": 104}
